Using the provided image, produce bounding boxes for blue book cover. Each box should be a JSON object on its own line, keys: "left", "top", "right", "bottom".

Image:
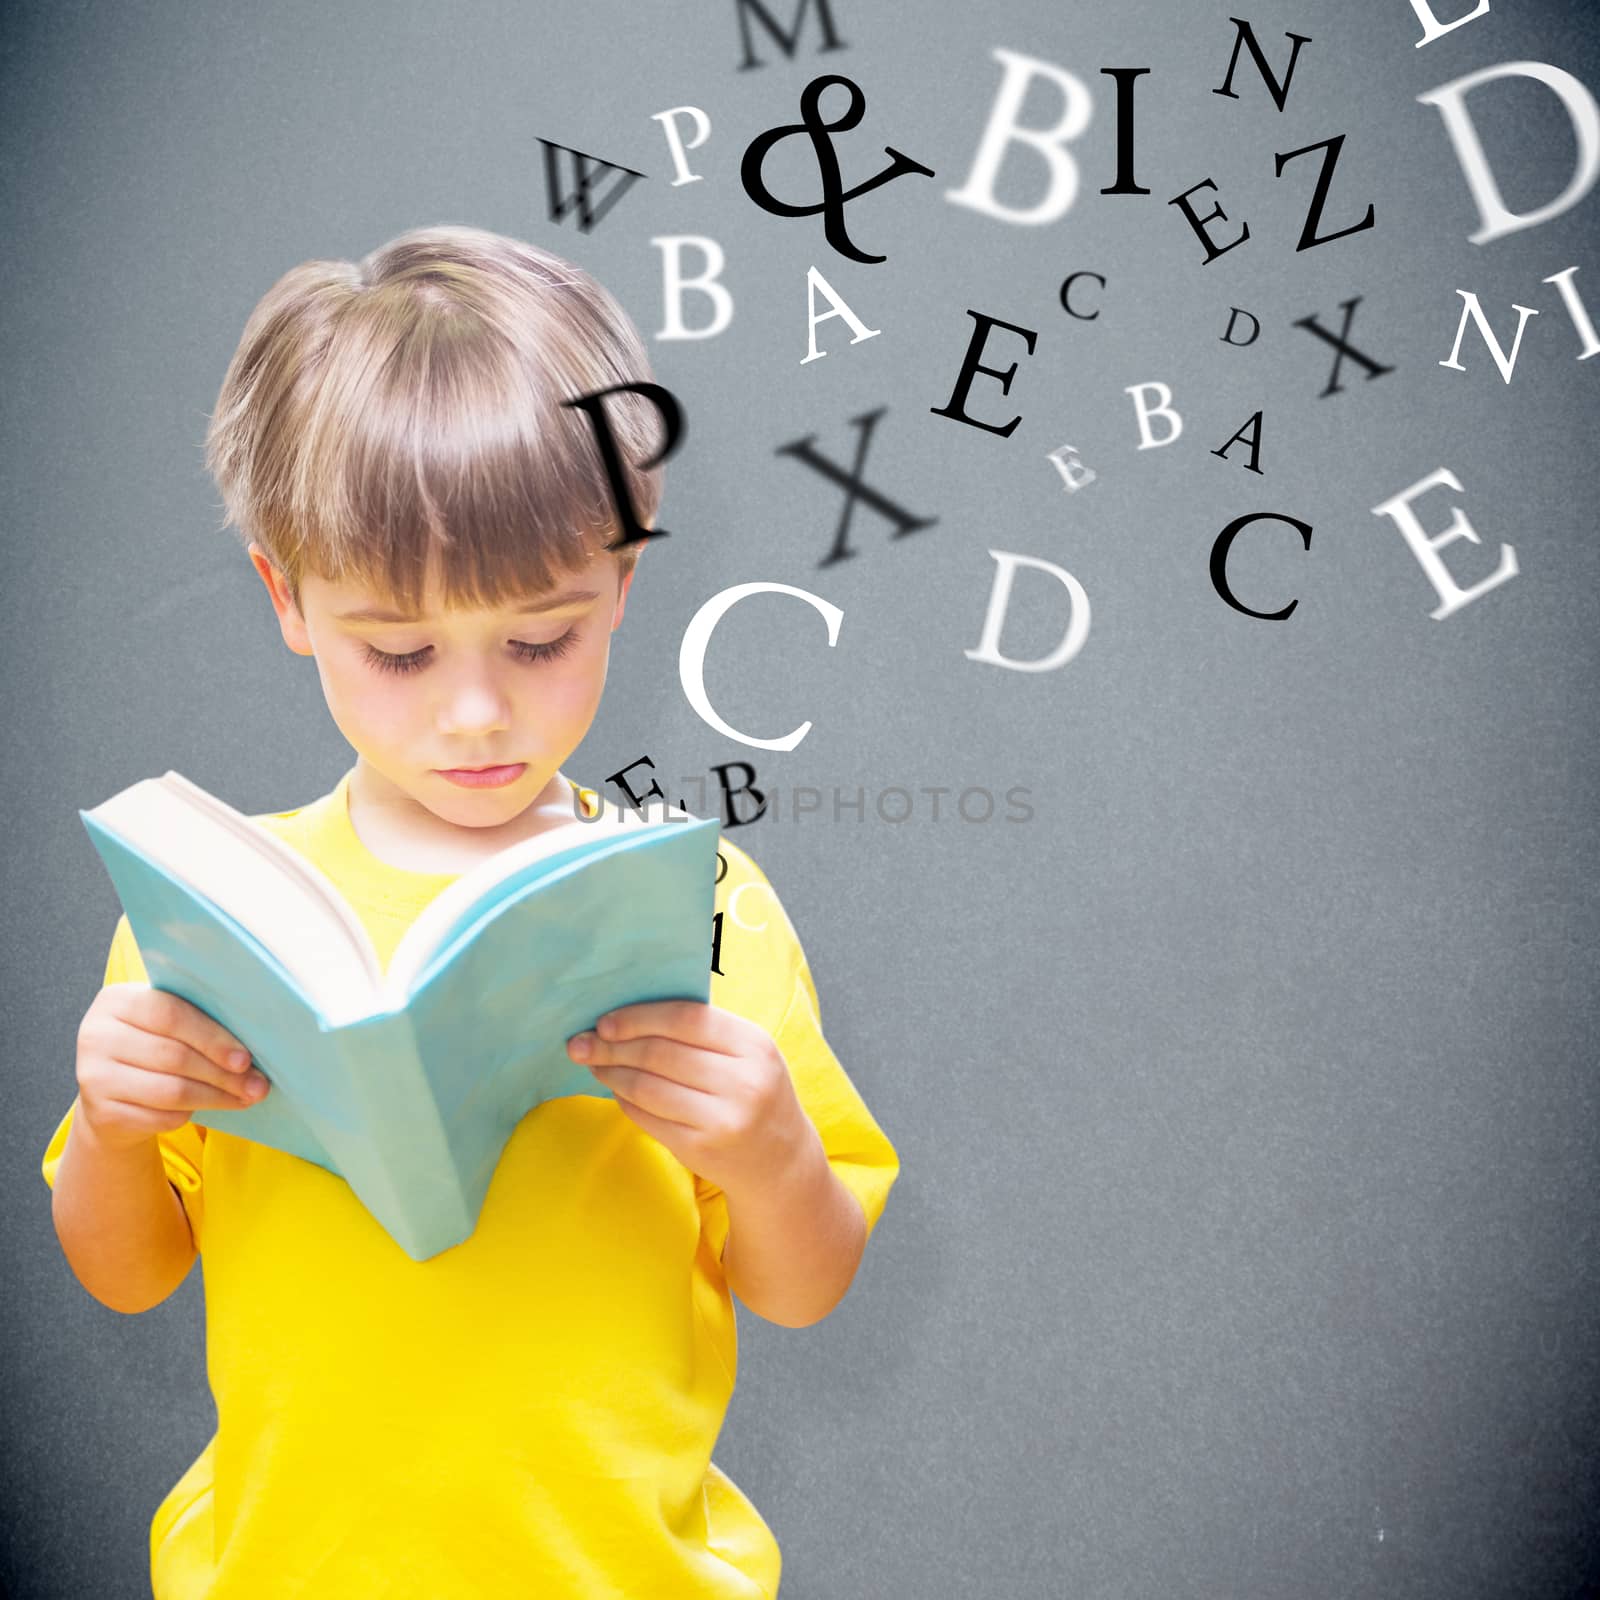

{"left": 79, "top": 773, "right": 722, "bottom": 1261}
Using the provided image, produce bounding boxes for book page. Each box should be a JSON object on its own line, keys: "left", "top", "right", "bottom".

{"left": 92, "top": 774, "right": 382, "bottom": 1020}
{"left": 385, "top": 795, "right": 700, "bottom": 1000}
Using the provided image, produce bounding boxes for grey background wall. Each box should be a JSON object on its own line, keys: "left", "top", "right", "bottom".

{"left": 4, "top": 1, "right": 1597, "bottom": 1595}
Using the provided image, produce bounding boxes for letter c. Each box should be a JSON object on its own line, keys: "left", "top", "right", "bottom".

{"left": 679, "top": 582, "right": 844, "bottom": 749}
{"left": 1210, "top": 512, "right": 1314, "bottom": 619}
{"left": 1058, "top": 271, "right": 1106, "bottom": 321}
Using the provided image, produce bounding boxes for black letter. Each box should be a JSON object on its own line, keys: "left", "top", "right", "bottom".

{"left": 1221, "top": 307, "right": 1261, "bottom": 346}
{"left": 1274, "top": 134, "right": 1375, "bottom": 252}
{"left": 735, "top": 0, "right": 846, "bottom": 70}
{"left": 539, "top": 140, "right": 646, "bottom": 233}
{"left": 1210, "top": 512, "right": 1313, "bottom": 619}
{"left": 1059, "top": 272, "right": 1107, "bottom": 321}
{"left": 1168, "top": 178, "right": 1250, "bottom": 263}
{"left": 607, "top": 756, "right": 667, "bottom": 812}
{"left": 1213, "top": 17, "right": 1312, "bottom": 111}
{"left": 1212, "top": 410, "right": 1265, "bottom": 475}
{"left": 774, "top": 407, "right": 939, "bottom": 568}
{"left": 1292, "top": 296, "right": 1394, "bottom": 397}
{"left": 929, "top": 309, "right": 1040, "bottom": 438}
{"left": 560, "top": 383, "right": 685, "bottom": 549}
{"left": 1099, "top": 68, "right": 1151, "bottom": 195}
{"left": 709, "top": 761, "right": 769, "bottom": 827}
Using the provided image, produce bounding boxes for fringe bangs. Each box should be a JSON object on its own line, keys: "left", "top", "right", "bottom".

{"left": 205, "top": 226, "right": 661, "bottom": 613}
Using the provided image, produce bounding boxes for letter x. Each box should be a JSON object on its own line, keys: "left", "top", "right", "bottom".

{"left": 1292, "top": 296, "right": 1395, "bottom": 397}
{"left": 774, "top": 407, "right": 939, "bottom": 567}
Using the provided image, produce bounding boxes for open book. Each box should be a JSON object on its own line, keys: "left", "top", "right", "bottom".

{"left": 80, "top": 772, "right": 721, "bottom": 1261}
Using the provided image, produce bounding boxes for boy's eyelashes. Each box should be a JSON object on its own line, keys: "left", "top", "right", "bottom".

{"left": 359, "top": 627, "right": 581, "bottom": 676}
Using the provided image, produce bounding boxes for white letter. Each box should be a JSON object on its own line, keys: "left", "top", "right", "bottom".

{"left": 1409, "top": 0, "right": 1489, "bottom": 47}
{"left": 800, "top": 266, "right": 880, "bottom": 365}
{"left": 1438, "top": 290, "right": 1539, "bottom": 383}
{"left": 945, "top": 48, "right": 1094, "bottom": 226}
{"left": 651, "top": 236, "right": 734, "bottom": 340}
{"left": 728, "top": 882, "right": 772, "bottom": 933}
{"left": 1417, "top": 62, "right": 1600, "bottom": 244}
{"left": 964, "top": 550, "right": 1091, "bottom": 673}
{"left": 1045, "top": 443, "right": 1096, "bottom": 492}
{"left": 679, "top": 582, "right": 843, "bottom": 749}
{"left": 1370, "top": 467, "right": 1517, "bottom": 621}
{"left": 651, "top": 106, "right": 711, "bottom": 187}
{"left": 1543, "top": 265, "right": 1600, "bottom": 359}
{"left": 1126, "top": 381, "right": 1183, "bottom": 450}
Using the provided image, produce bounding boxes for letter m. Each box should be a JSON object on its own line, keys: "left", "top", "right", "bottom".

{"left": 735, "top": 0, "right": 847, "bottom": 70}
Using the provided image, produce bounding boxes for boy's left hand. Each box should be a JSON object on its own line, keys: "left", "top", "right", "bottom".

{"left": 566, "top": 1001, "right": 813, "bottom": 1197}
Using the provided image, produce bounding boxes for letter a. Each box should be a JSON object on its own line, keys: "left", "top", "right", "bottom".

{"left": 946, "top": 48, "right": 1094, "bottom": 226}
{"left": 801, "top": 267, "right": 881, "bottom": 364}
{"left": 1212, "top": 410, "right": 1265, "bottom": 474}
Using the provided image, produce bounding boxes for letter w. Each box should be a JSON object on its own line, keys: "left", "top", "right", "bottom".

{"left": 539, "top": 140, "right": 646, "bottom": 233}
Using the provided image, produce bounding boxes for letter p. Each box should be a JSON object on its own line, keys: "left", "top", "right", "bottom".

{"left": 651, "top": 105, "right": 712, "bottom": 187}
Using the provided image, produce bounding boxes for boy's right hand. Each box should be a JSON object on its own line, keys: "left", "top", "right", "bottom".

{"left": 75, "top": 982, "right": 270, "bottom": 1152}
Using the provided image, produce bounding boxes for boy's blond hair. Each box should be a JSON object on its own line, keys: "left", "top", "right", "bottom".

{"left": 204, "top": 224, "right": 662, "bottom": 615}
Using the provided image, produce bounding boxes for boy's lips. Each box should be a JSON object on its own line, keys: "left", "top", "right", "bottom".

{"left": 436, "top": 762, "right": 528, "bottom": 789}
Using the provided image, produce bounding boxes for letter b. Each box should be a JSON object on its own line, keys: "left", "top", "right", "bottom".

{"left": 1126, "top": 381, "right": 1183, "bottom": 449}
{"left": 946, "top": 48, "right": 1094, "bottom": 226}
{"left": 652, "top": 236, "right": 735, "bottom": 340}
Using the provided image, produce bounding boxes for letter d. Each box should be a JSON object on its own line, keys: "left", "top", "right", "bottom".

{"left": 964, "top": 550, "right": 1091, "bottom": 672}
{"left": 1418, "top": 61, "right": 1600, "bottom": 244}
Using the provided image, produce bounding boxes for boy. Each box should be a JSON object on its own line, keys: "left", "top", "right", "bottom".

{"left": 42, "top": 224, "right": 899, "bottom": 1598}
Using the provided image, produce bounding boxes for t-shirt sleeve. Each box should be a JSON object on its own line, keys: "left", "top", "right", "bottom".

{"left": 772, "top": 950, "right": 900, "bottom": 1240}
{"left": 40, "top": 912, "right": 208, "bottom": 1250}
{"left": 695, "top": 856, "right": 899, "bottom": 1265}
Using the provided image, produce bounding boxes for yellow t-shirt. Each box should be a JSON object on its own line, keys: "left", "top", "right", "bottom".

{"left": 41, "top": 768, "right": 899, "bottom": 1599}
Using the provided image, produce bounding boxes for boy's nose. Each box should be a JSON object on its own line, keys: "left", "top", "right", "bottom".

{"left": 437, "top": 681, "right": 514, "bottom": 736}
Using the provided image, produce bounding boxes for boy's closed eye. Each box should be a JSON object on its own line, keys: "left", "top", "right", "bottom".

{"left": 360, "top": 628, "right": 581, "bottom": 675}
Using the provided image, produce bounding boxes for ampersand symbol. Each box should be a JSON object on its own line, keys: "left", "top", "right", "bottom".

{"left": 739, "top": 74, "right": 936, "bottom": 266}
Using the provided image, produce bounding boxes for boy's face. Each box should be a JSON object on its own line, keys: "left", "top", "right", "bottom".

{"left": 250, "top": 542, "right": 636, "bottom": 834}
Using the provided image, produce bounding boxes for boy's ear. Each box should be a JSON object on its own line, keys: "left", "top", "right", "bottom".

{"left": 248, "top": 543, "right": 314, "bottom": 657}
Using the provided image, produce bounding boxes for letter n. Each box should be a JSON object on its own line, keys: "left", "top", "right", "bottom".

{"left": 1212, "top": 17, "right": 1312, "bottom": 111}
